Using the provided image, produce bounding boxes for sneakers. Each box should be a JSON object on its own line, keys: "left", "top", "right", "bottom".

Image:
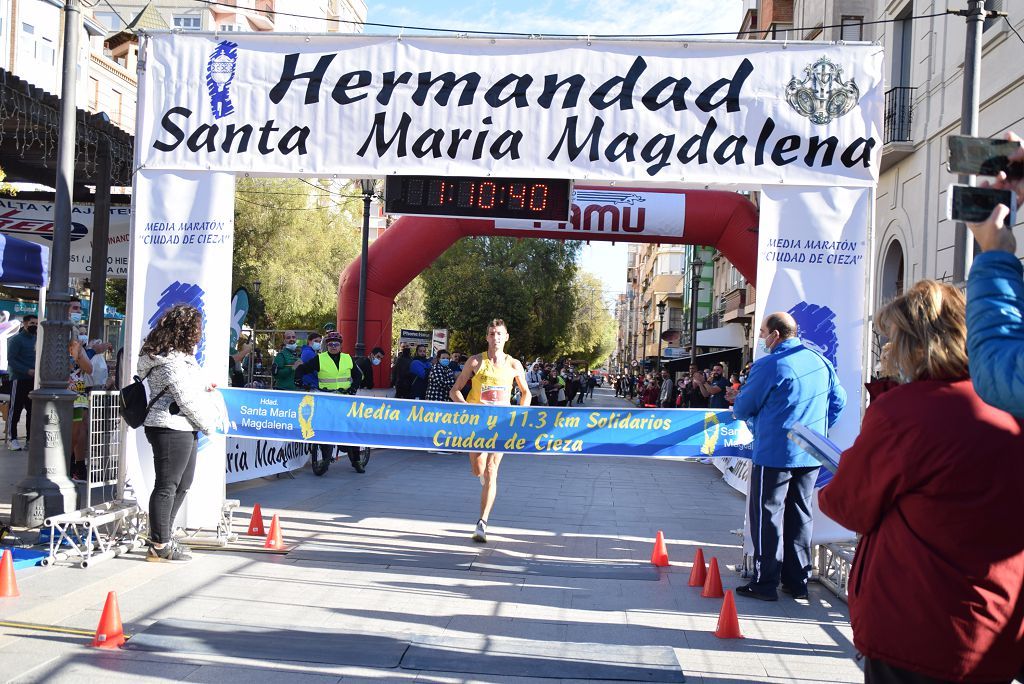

{"left": 8, "top": 438, "right": 22, "bottom": 451}
{"left": 472, "top": 519, "right": 487, "bottom": 543}
{"left": 146, "top": 542, "right": 192, "bottom": 564}
{"left": 735, "top": 584, "right": 778, "bottom": 601}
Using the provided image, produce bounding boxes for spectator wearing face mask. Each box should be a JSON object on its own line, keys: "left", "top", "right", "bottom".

{"left": 426, "top": 349, "right": 457, "bottom": 401}
{"left": 272, "top": 330, "right": 301, "bottom": 390}
{"left": 6, "top": 315, "right": 38, "bottom": 450}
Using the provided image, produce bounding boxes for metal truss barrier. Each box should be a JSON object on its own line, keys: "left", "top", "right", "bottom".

{"left": 813, "top": 542, "right": 855, "bottom": 602}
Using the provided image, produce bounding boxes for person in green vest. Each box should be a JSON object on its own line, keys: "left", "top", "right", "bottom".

{"left": 293, "top": 331, "right": 367, "bottom": 472}
{"left": 272, "top": 330, "right": 301, "bottom": 390}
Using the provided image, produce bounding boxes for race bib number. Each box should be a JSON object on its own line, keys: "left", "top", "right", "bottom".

{"left": 479, "top": 385, "right": 508, "bottom": 405}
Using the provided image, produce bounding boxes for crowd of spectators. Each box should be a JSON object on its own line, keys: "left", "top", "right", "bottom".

{"left": 610, "top": 362, "right": 749, "bottom": 409}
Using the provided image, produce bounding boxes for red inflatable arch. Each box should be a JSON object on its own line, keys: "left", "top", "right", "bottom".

{"left": 338, "top": 187, "right": 759, "bottom": 386}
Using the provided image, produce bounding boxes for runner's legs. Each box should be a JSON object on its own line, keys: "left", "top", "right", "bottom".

{"left": 470, "top": 452, "right": 503, "bottom": 521}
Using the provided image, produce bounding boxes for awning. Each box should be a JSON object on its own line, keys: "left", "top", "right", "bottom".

{"left": 664, "top": 348, "right": 744, "bottom": 374}
{"left": 696, "top": 323, "right": 748, "bottom": 348}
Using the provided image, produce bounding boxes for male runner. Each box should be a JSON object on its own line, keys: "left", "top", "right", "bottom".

{"left": 450, "top": 319, "right": 531, "bottom": 543}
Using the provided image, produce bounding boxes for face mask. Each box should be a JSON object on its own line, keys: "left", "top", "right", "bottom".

{"left": 70, "top": 312, "right": 82, "bottom": 323}
{"left": 78, "top": 334, "right": 89, "bottom": 344}
{"left": 311, "top": 342, "right": 321, "bottom": 351}
{"left": 285, "top": 343, "right": 297, "bottom": 351}
{"left": 26, "top": 325, "right": 37, "bottom": 335}
{"left": 759, "top": 337, "right": 771, "bottom": 354}
{"left": 440, "top": 358, "right": 451, "bottom": 367}
{"left": 371, "top": 357, "right": 381, "bottom": 366}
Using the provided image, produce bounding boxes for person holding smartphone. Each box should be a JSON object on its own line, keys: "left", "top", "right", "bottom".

{"left": 965, "top": 132, "right": 1024, "bottom": 418}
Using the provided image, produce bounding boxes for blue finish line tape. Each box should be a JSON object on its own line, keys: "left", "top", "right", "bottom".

{"left": 220, "top": 388, "right": 753, "bottom": 458}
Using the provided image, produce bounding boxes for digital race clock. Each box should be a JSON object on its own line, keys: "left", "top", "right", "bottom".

{"left": 384, "top": 175, "right": 572, "bottom": 222}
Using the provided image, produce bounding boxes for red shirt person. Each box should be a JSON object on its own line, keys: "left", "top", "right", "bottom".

{"left": 819, "top": 281, "right": 1024, "bottom": 683}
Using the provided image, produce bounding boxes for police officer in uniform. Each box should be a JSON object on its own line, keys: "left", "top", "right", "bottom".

{"left": 293, "top": 331, "right": 368, "bottom": 472}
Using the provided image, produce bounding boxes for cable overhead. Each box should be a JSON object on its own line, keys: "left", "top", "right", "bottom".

{"left": 189, "top": 0, "right": 957, "bottom": 41}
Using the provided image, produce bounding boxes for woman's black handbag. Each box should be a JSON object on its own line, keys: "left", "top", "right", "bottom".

{"left": 119, "top": 370, "right": 168, "bottom": 428}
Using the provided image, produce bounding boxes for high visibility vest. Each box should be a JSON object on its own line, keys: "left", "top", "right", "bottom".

{"left": 317, "top": 352, "right": 353, "bottom": 391}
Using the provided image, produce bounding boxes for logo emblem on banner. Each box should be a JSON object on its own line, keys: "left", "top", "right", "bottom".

{"left": 785, "top": 57, "right": 860, "bottom": 125}
{"left": 298, "top": 395, "right": 316, "bottom": 440}
{"left": 206, "top": 41, "right": 238, "bottom": 119}
{"left": 701, "top": 412, "right": 721, "bottom": 456}
{"left": 149, "top": 281, "right": 208, "bottom": 364}
{"left": 789, "top": 301, "right": 840, "bottom": 370}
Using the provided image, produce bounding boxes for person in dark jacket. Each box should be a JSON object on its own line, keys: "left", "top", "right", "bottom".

{"left": 408, "top": 345, "right": 430, "bottom": 399}
{"left": 819, "top": 280, "right": 1024, "bottom": 683}
{"left": 6, "top": 315, "right": 37, "bottom": 450}
{"left": 392, "top": 347, "right": 412, "bottom": 398}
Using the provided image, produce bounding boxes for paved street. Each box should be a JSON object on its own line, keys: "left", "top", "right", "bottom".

{"left": 0, "top": 387, "right": 861, "bottom": 682}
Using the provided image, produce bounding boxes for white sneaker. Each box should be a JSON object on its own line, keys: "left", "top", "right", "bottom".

{"left": 472, "top": 519, "right": 487, "bottom": 543}
{"left": 478, "top": 474, "right": 485, "bottom": 486}
{"left": 9, "top": 438, "right": 22, "bottom": 451}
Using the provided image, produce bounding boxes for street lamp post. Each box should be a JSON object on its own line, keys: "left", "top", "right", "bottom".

{"left": 689, "top": 254, "right": 704, "bottom": 370}
{"left": 247, "top": 279, "right": 261, "bottom": 385}
{"left": 640, "top": 318, "right": 649, "bottom": 370}
{"left": 11, "top": 0, "right": 82, "bottom": 525}
{"left": 656, "top": 300, "right": 666, "bottom": 372}
{"left": 355, "top": 178, "right": 375, "bottom": 358}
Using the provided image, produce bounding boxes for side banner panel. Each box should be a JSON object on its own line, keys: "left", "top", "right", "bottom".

{"left": 225, "top": 437, "right": 311, "bottom": 483}
{"left": 219, "top": 388, "right": 754, "bottom": 458}
{"left": 754, "top": 185, "right": 870, "bottom": 544}
{"left": 125, "top": 170, "right": 235, "bottom": 530}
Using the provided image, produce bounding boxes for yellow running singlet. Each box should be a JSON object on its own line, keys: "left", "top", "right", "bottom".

{"left": 466, "top": 356, "right": 517, "bottom": 405}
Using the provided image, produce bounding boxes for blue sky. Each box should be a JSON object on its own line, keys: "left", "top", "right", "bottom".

{"left": 364, "top": 1, "right": 746, "bottom": 309}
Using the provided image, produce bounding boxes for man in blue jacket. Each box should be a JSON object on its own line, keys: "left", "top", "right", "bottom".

{"left": 966, "top": 134, "right": 1023, "bottom": 418}
{"left": 731, "top": 312, "right": 846, "bottom": 601}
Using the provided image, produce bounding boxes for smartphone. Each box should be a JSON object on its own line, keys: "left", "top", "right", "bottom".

{"left": 947, "top": 184, "right": 1017, "bottom": 226}
{"left": 947, "top": 135, "right": 1024, "bottom": 179}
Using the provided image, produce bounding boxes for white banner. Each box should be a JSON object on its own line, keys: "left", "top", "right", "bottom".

{"left": 0, "top": 198, "right": 131, "bottom": 278}
{"left": 752, "top": 185, "right": 870, "bottom": 544}
{"left": 124, "top": 170, "right": 235, "bottom": 531}
{"left": 138, "top": 34, "right": 883, "bottom": 187}
{"left": 225, "top": 437, "right": 312, "bottom": 483}
{"left": 494, "top": 187, "right": 685, "bottom": 238}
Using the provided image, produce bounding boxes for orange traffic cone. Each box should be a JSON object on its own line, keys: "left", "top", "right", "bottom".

{"left": 650, "top": 530, "right": 670, "bottom": 567}
{"left": 714, "top": 590, "right": 743, "bottom": 639}
{"left": 264, "top": 514, "right": 284, "bottom": 550}
{"left": 0, "top": 549, "right": 19, "bottom": 598}
{"left": 687, "top": 548, "right": 707, "bottom": 587}
{"left": 247, "top": 503, "right": 266, "bottom": 536}
{"left": 91, "top": 591, "right": 125, "bottom": 649}
{"left": 701, "top": 557, "right": 724, "bottom": 598}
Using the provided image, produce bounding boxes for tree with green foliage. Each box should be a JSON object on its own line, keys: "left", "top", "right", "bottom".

{"left": 561, "top": 272, "right": 617, "bottom": 368}
{"left": 421, "top": 236, "right": 582, "bottom": 358}
{"left": 232, "top": 178, "right": 361, "bottom": 330}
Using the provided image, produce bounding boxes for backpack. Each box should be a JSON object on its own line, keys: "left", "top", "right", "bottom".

{"left": 119, "top": 369, "right": 169, "bottom": 429}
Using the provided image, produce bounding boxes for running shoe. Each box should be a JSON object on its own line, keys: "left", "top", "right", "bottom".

{"left": 8, "top": 438, "right": 22, "bottom": 451}
{"left": 472, "top": 519, "right": 487, "bottom": 543}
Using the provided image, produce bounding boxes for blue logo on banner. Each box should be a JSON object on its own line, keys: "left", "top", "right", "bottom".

{"left": 789, "top": 301, "right": 839, "bottom": 370}
{"left": 148, "top": 281, "right": 208, "bottom": 365}
{"left": 206, "top": 41, "right": 238, "bottom": 119}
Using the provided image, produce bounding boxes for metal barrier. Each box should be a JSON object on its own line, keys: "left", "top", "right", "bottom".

{"left": 814, "top": 542, "right": 855, "bottom": 601}
{"left": 43, "top": 392, "right": 145, "bottom": 568}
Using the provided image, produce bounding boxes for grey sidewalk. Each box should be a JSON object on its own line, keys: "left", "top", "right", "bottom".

{"left": 0, "top": 388, "right": 861, "bottom": 683}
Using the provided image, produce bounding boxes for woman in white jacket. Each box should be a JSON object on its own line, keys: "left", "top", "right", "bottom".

{"left": 137, "top": 305, "right": 219, "bottom": 563}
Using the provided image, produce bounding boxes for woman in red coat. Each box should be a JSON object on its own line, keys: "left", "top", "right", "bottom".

{"left": 819, "top": 280, "right": 1024, "bottom": 684}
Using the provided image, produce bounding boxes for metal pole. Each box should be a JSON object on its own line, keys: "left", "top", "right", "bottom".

{"left": 953, "top": 0, "right": 985, "bottom": 284}
{"left": 355, "top": 190, "right": 370, "bottom": 358}
{"left": 641, "top": 322, "right": 648, "bottom": 370}
{"left": 689, "top": 268, "right": 700, "bottom": 370}
{"left": 12, "top": 0, "right": 81, "bottom": 526}
{"left": 656, "top": 310, "right": 664, "bottom": 372}
{"left": 87, "top": 133, "right": 111, "bottom": 342}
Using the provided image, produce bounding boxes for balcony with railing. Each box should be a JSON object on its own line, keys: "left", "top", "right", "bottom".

{"left": 881, "top": 86, "right": 915, "bottom": 172}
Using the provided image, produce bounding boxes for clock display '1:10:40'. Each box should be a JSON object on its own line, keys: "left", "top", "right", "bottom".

{"left": 384, "top": 175, "right": 572, "bottom": 221}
